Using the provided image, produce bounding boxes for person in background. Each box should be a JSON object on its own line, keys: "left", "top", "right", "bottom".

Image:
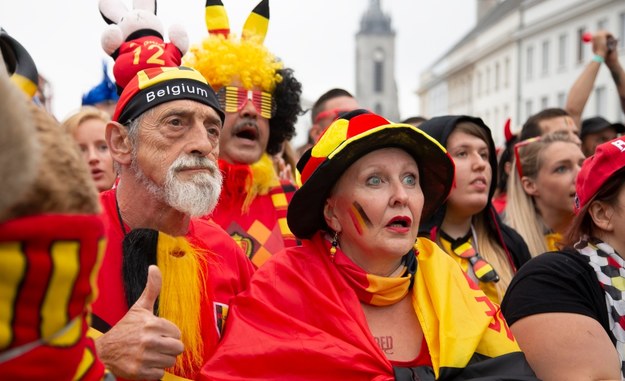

{"left": 579, "top": 116, "right": 625, "bottom": 157}
{"left": 62, "top": 106, "right": 116, "bottom": 192}
{"left": 91, "top": 66, "right": 255, "bottom": 380}
{"left": 296, "top": 88, "right": 360, "bottom": 158}
{"left": 492, "top": 118, "right": 517, "bottom": 214}
{"left": 187, "top": 0, "right": 303, "bottom": 266}
{"left": 401, "top": 115, "right": 428, "bottom": 127}
{"left": 81, "top": 61, "right": 119, "bottom": 118}
{"left": 501, "top": 136, "right": 625, "bottom": 380}
{"left": 565, "top": 30, "right": 625, "bottom": 129}
{"left": 505, "top": 131, "right": 585, "bottom": 257}
{"left": 519, "top": 107, "right": 580, "bottom": 143}
{"left": 419, "top": 115, "right": 531, "bottom": 304}
{"left": 200, "top": 110, "right": 537, "bottom": 380}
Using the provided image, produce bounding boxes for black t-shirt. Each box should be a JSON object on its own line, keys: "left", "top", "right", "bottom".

{"left": 501, "top": 250, "right": 614, "bottom": 344}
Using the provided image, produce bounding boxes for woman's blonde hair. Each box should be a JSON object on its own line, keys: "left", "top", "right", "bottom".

{"left": 61, "top": 106, "right": 110, "bottom": 137}
{"left": 505, "top": 130, "right": 577, "bottom": 257}
{"left": 443, "top": 122, "right": 514, "bottom": 299}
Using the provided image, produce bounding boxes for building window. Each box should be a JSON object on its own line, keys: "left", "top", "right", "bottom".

{"left": 558, "top": 33, "right": 567, "bottom": 69}
{"left": 504, "top": 104, "right": 510, "bottom": 120}
{"left": 504, "top": 57, "right": 510, "bottom": 88}
{"left": 373, "top": 48, "right": 385, "bottom": 93}
{"left": 486, "top": 67, "right": 491, "bottom": 94}
{"left": 557, "top": 92, "right": 566, "bottom": 108}
{"left": 494, "top": 107, "right": 499, "bottom": 128}
{"left": 597, "top": 18, "right": 608, "bottom": 31}
{"left": 577, "top": 27, "right": 586, "bottom": 63}
{"left": 525, "top": 99, "right": 533, "bottom": 120}
{"left": 374, "top": 103, "right": 383, "bottom": 115}
{"left": 477, "top": 71, "right": 482, "bottom": 96}
{"left": 495, "top": 62, "right": 500, "bottom": 91}
{"left": 620, "top": 12, "right": 625, "bottom": 49}
{"left": 595, "top": 86, "right": 606, "bottom": 116}
{"left": 542, "top": 40, "right": 550, "bottom": 75}
{"left": 526, "top": 46, "right": 534, "bottom": 80}
{"left": 541, "top": 96, "right": 549, "bottom": 109}
{"left": 374, "top": 62, "right": 383, "bottom": 93}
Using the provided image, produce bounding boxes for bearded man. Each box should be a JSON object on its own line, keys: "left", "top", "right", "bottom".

{"left": 90, "top": 66, "right": 255, "bottom": 380}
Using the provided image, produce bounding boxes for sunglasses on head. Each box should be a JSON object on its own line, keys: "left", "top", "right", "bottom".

{"left": 216, "top": 86, "right": 276, "bottom": 119}
{"left": 513, "top": 136, "right": 542, "bottom": 178}
{"left": 313, "top": 108, "right": 354, "bottom": 125}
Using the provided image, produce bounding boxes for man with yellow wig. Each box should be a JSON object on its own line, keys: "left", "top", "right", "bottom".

{"left": 186, "top": 0, "right": 303, "bottom": 267}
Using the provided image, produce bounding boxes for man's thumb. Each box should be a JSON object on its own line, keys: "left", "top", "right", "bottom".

{"left": 134, "top": 265, "right": 161, "bottom": 313}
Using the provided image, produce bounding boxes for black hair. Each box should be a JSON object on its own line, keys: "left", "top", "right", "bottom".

{"left": 311, "top": 88, "right": 354, "bottom": 123}
{"left": 266, "top": 67, "right": 304, "bottom": 155}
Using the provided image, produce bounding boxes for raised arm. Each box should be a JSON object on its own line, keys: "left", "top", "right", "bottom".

{"left": 605, "top": 35, "right": 625, "bottom": 113}
{"left": 565, "top": 31, "right": 612, "bottom": 128}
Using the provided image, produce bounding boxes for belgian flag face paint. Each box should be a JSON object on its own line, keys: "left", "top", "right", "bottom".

{"left": 349, "top": 202, "right": 373, "bottom": 236}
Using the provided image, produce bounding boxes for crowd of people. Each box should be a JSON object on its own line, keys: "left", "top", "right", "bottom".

{"left": 3, "top": 0, "right": 625, "bottom": 380}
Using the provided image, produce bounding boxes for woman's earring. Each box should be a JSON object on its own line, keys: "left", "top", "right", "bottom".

{"left": 330, "top": 231, "right": 339, "bottom": 262}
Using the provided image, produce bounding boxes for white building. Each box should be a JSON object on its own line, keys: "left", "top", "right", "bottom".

{"left": 417, "top": 0, "right": 625, "bottom": 145}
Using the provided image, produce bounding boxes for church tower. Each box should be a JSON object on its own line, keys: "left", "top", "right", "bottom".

{"left": 355, "top": 0, "right": 400, "bottom": 121}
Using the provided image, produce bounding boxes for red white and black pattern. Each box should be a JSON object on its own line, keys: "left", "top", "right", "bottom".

{"left": 576, "top": 237, "right": 625, "bottom": 380}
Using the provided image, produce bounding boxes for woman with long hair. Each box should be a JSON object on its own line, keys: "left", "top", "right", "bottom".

{"left": 501, "top": 137, "right": 625, "bottom": 380}
{"left": 419, "top": 116, "right": 531, "bottom": 303}
{"left": 505, "top": 131, "right": 585, "bottom": 256}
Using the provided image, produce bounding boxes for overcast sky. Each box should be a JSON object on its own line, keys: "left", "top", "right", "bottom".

{"left": 0, "top": 0, "right": 476, "bottom": 146}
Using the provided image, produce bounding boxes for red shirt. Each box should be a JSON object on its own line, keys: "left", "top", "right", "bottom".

{"left": 93, "top": 189, "right": 255, "bottom": 378}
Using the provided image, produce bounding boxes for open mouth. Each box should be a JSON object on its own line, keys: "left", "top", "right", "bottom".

{"left": 471, "top": 177, "right": 487, "bottom": 185}
{"left": 235, "top": 125, "right": 259, "bottom": 141}
{"left": 386, "top": 216, "right": 412, "bottom": 228}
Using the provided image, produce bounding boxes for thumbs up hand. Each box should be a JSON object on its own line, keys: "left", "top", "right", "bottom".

{"left": 95, "top": 265, "right": 184, "bottom": 380}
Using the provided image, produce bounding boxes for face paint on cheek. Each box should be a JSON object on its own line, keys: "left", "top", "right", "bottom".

{"left": 349, "top": 201, "right": 373, "bottom": 235}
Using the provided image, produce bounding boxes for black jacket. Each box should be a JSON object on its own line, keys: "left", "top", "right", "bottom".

{"left": 417, "top": 115, "right": 531, "bottom": 271}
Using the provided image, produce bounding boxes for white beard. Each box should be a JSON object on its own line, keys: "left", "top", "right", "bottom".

{"left": 132, "top": 154, "right": 222, "bottom": 217}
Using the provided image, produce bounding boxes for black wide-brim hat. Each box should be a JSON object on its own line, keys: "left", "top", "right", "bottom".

{"left": 288, "top": 109, "right": 455, "bottom": 239}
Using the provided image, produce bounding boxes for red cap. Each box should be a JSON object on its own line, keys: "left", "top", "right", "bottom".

{"left": 575, "top": 136, "right": 625, "bottom": 211}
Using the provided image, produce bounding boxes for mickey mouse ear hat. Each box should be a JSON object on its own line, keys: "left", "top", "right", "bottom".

{"left": 288, "top": 109, "right": 455, "bottom": 239}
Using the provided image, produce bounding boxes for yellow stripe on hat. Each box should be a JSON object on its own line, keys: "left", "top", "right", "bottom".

{"left": 242, "top": 0, "right": 269, "bottom": 43}
{"left": 311, "top": 119, "right": 350, "bottom": 159}
{"left": 205, "top": 0, "right": 230, "bottom": 36}
{"left": 136, "top": 67, "right": 208, "bottom": 90}
{"left": 11, "top": 74, "right": 38, "bottom": 98}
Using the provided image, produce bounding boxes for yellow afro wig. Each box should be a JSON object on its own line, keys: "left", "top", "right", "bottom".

{"left": 184, "top": 34, "right": 283, "bottom": 93}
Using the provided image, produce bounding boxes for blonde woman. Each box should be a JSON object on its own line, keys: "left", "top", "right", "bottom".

{"left": 62, "top": 106, "right": 116, "bottom": 192}
{"left": 419, "top": 116, "right": 531, "bottom": 304}
{"left": 505, "top": 131, "right": 585, "bottom": 256}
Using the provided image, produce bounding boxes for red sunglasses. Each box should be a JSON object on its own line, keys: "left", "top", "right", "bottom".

{"left": 313, "top": 108, "right": 354, "bottom": 125}
{"left": 513, "top": 137, "right": 542, "bottom": 178}
{"left": 216, "top": 86, "right": 276, "bottom": 119}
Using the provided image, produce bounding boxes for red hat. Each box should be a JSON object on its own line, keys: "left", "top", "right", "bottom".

{"left": 288, "top": 109, "right": 455, "bottom": 239}
{"left": 575, "top": 136, "right": 625, "bottom": 211}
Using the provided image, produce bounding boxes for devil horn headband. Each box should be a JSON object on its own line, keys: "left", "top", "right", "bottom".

{"left": 205, "top": 0, "right": 269, "bottom": 43}
{"left": 504, "top": 117, "right": 514, "bottom": 143}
